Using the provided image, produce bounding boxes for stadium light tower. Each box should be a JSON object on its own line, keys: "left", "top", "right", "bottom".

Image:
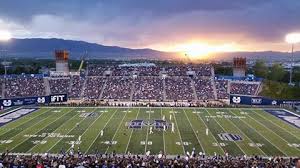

{"left": 285, "top": 33, "right": 300, "bottom": 86}
{"left": 0, "top": 30, "right": 12, "bottom": 78}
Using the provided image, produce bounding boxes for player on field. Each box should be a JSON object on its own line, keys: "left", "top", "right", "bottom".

{"left": 149, "top": 126, "right": 153, "bottom": 134}
{"left": 100, "top": 130, "right": 104, "bottom": 137}
{"left": 171, "top": 122, "right": 175, "bottom": 133}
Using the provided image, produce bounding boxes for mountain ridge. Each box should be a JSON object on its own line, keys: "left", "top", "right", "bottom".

{"left": 0, "top": 38, "right": 299, "bottom": 61}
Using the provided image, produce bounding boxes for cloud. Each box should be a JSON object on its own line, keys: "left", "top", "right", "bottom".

{"left": 0, "top": 0, "right": 299, "bottom": 51}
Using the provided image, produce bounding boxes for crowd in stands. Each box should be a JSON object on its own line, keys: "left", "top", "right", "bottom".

{"left": 49, "top": 78, "right": 70, "bottom": 95}
{"left": 112, "top": 67, "right": 134, "bottom": 76}
{"left": 138, "top": 67, "right": 161, "bottom": 76}
{"left": 165, "top": 77, "right": 195, "bottom": 100}
{"left": 68, "top": 76, "right": 85, "bottom": 98}
{"left": 0, "top": 152, "right": 299, "bottom": 168}
{"left": 230, "top": 82, "right": 259, "bottom": 95}
{"left": 0, "top": 65, "right": 262, "bottom": 102}
{"left": 87, "top": 65, "right": 109, "bottom": 76}
{"left": 4, "top": 76, "right": 46, "bottom": 98}
{"left": 83, "top": 77, "right": 106, "bottom": 99}
{"left": 102, "top": 77, "right": 133, "bottom": 100}
{"left": 165, "top": 66, "right": 189, "bottom": 76}
{"left": 193, "top": 77, "right": 215, "bottom": 100}
{"left": 133, "top": 77, "right": 164, "bottom": 100}
{"left": 215, "top": 80, "right": 229, "bottom": 99}
{"left": 191, "top": 65, "right": 212, "bottom": 76}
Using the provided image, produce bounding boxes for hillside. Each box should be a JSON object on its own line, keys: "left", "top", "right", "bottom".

{"left": 0, "top": 38, "right": 174, "bottom": 60}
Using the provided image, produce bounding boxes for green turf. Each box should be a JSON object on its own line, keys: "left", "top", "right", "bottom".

{"left": 0, "top": 107, "right": 299, "bottom": 157}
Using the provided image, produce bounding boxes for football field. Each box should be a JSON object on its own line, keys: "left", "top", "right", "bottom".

{"left": 0, "top": 107, "right": 299, "bottom": 157}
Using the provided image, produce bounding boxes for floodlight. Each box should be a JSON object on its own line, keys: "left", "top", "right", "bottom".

{"left": 285, "top": 33, "right": 300, "bottom": 44}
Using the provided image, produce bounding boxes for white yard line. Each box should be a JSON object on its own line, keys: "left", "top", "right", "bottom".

{"left": 11, "top": 108, "right": 76, "bottom": 151}
{"left": 105, "top": 108, "right": 129, "bottom": 153}
{"left": 144, "top": 107, "right": 151, "bottom": 154}
{"left": 227, "top": 109, "right": 267, "bottom": 156}
{"left": 85, "top": 108, "right": 119, "bottom": 154}
{"left": 182, "top": 109, "right": 205, "bottom": 153}
{"left": 27, "top": 109, "right": 81, "bottom": 153}
{"left": 65, "top": 108, "right": 107, "bottom": 153}
{"left": 172, "top": 108, "right": 186, "bottom": 154}
{"left": 124, "top": 108, "right": 140, "bottom": 154}
{"left": 160, "top": 108, "right": 166, "bottom": 154}
{"left": 204, "top": 109, "right": 247, "bottom": 155}
{"left": 229, "top": 109, "right": 288, "bottom": 156}
{"left": 193, "top": 107, "right": 225, "bottom": 154}
{"left": 45, "top": 108, "right": 99, "bottom": 153}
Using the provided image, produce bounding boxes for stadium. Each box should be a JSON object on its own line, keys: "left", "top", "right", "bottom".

{"left": 0, "top": 1, "right": 300, "bottom": 167}
{"left": 0, "top": 60, "right": 299, "bottom": 167}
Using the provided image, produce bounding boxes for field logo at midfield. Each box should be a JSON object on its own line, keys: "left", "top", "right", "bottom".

{"left": 232, "top": 97, "right": 241, "bottom": 104}
{"left": 218, "top": 133, "right": 242, "bottom": 142}
{"left": 128, "top": 119, "right": 169, "bottom": 129}
{"left": 80, "top": 112, "right": 98, "bottom": 118}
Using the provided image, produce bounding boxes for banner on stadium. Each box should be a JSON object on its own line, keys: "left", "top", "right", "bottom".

{"left": 230, "top": 95, "right": 300, "bottom": 106}
{"left": 0, "top": 94, "right": 68, "bottom": 107}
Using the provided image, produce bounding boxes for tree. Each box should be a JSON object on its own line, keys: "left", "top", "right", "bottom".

{"left": 253, "top": 60, "right": 268, "bottom": 78}
{"left": 268, "top": 63, "right": 285, "bottom": 81}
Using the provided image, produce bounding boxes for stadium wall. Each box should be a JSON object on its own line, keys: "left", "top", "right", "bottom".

{"left": 230, "top": 95, "right": 300, "bottom": 106}
{"left": 0, "top": 94, "right": 68, "bottom": 108}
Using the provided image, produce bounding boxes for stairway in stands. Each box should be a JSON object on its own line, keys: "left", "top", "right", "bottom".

{"left": 43, "top": 78, "right": 51, "bottom": 95}
{"left": 162, "top": 78, "right": 167, "bottom": 101}
{"left": 190, "top": 78, "right": 199, "bottom": 101}
{"left": 210, "top": 78, "right": 218, "bottom": 100}
{"left": 1, "top": 82, "right": 5, "bottom": 98}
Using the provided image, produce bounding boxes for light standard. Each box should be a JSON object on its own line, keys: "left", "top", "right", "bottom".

{"left": 285, "top": 33, "right": 300, "bottom": 86}
{"left": 0, "top": 30, "right": 12, "bottom": 77}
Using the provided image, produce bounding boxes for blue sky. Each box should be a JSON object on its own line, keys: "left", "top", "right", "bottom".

{"left": 0, "top": 0, "right": 299, "bottom": 51}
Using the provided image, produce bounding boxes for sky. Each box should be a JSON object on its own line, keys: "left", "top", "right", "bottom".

{"left": 0, "top": 0, "right": 299, "bottom": 53}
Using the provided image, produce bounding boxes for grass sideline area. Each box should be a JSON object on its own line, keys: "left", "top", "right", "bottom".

{"left": 0, "top": 107, "right": 299, "bottom": 157}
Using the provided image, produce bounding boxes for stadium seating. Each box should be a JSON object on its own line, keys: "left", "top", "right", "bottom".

{"left": 138, "top": 66, "right": 161, "bottom": 76}
{"left": 87, "top": 65, "right": 109, "bottom": 76}
{"left": 0, "top": 153, "right": 298, "bottom": 167}
{"left": 165, "top": 77, "right": 195, "bottom": 101}
{"left": 102, "top": 77, "right": 133, "bottom": 100}
{"left": 83, "top": 77, "right": 106, "bottom": 99}
{"left": 0, "top": 65, "right": 262, "bottom": 101}
{"left": 49, "top": 78, "right": 70, "bottom": 95}
{"left": 4, "top": 76, "right": 46, "bottom": 98}
{"left": 230, "top": 82, "right": 260, "bottom": 95}
{"left": 133, "top": 77, "right": 164, "bottom": 100}
{"left": 112, "top": 66, "right": 135, "bottom": 76}
{"left": 193, "top": 77, "right": 215, "bottom": 100}
{"left": 68, "top": 75, "right": 85, "bottom": 98}
{"left": 215, "top": 80, "right": 229, "bottom": 99}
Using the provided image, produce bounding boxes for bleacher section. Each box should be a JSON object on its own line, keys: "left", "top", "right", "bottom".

{"left": 102, "top": 77, "right": 133, "bottom": 100}
{"left": 133, "top": 77, "right": 164, "bottom": 100}
{"left": 4, "top": 76, "right": 46, "bottom": 98}
{"left": 0, "top": 65, "right": 261, "bottom": 102}
{"left": 49, "top": 78, "right": 70, "bottom": 95}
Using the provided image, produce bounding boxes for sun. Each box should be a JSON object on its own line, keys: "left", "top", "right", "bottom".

{"left": 175, "top": 42, "right": 239, "bottom": 59}
{"left": 0, "top": 30, "right": 12, "bottom": 41}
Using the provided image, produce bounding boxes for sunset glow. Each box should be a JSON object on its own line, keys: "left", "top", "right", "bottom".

{"left": 173, "top": 42, "right": 240, "bottom": 59}
{"left": 0, "top": 30, "right": 12, "bottom": 41}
